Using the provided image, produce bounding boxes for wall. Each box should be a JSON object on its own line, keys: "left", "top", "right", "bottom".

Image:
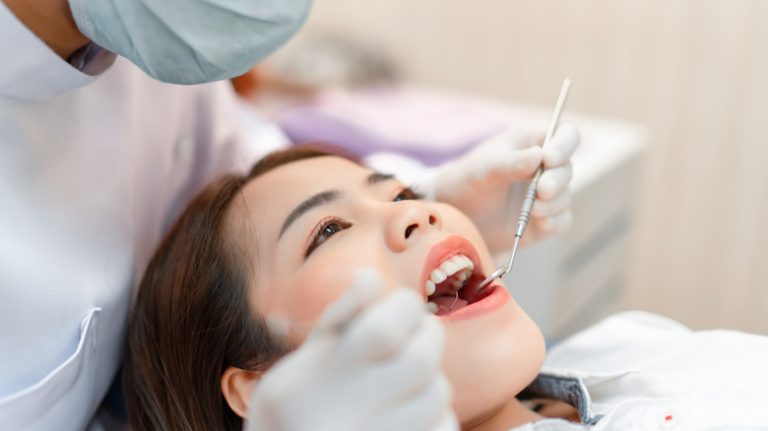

{"left": 296, "top": 0, "right": 768, "bottom": 332}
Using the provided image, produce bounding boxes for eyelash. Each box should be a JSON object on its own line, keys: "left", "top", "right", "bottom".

{"left": 393, "top": 187, "right": 424, "bottom": 202}
{"left": 304, "top": 187, "right": 424, "bottom": 258}
{"left": 304, "top": 216, "right": 351, "bottom": 258}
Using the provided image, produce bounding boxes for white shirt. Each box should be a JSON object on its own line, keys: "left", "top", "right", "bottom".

{"left": 512, "top": 311, "right": 768, "bottom": 430}
{"left": 0, "top": 4, "right": 263, "bottom": 429}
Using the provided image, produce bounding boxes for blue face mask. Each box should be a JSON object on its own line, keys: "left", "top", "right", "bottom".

{"left": 68, "top": 0, "right": 313, "bottom": 84}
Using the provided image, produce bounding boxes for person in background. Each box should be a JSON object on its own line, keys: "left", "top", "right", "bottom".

{"left": 0, "top": 0, "right": 578, "bottom": 429}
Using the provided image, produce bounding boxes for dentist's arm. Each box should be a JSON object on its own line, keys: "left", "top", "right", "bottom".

{"left": 245, "top": 270, "right": 458, "bottom": 431}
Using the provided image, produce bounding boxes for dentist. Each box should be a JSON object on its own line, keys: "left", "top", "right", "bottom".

{"left": 0, "top": 0, "right": 578, "bottom": 429}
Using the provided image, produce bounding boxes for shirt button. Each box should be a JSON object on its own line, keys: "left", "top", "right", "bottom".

{"left": 173, "top": 135, "right": 191, "bottom": 160}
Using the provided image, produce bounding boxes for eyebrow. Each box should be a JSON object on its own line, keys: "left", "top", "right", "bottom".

{"left": 367, "top": 172, "right": 394, "bottom": 185}
{"left": 278, "top": 172, "right": 396, "bottom": 239}
{"left": 278, "top": 190, "right": 340, "bottom": 239}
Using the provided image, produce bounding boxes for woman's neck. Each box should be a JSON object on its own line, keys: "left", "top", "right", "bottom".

{"left": 463, "top": 397, "right": 543, "bottom": 431}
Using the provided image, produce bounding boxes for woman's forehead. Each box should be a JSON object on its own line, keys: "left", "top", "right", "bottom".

{"left": 246, "top": 156, "right": 368, "bottom": 201}
{"left": 232, "top": 157, "right": 370, "bottom": 231}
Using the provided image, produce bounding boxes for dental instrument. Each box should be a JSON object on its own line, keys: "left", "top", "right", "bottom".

{"left": 449, "top": 289, "right": 460, "bottom": 310}
{"left": 474, "top": 78, "right": 572, "bottom": 293}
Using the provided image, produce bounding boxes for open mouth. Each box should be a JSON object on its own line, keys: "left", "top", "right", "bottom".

{"left": 420, "top": 236, "right": 498, "bottom": 317}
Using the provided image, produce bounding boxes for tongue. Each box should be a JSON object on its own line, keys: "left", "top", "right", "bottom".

{"left": 431, "top": 296, "right": 469, "bottom": 316}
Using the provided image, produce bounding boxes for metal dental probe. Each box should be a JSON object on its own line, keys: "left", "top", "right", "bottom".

{"left": 473, "top": 78, "right": 572, "bottom": 293}
{"left": 449, "top": 289, "right": 459, "bottom": 310}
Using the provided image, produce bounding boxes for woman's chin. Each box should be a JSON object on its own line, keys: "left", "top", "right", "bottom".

{"left": 441, "top": 299, "right": 546, "bottom": 425}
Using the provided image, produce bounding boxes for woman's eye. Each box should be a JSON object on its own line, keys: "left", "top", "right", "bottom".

{"left": 393, "top": 187, "right": 423, "bottom": 202}
{"left": 305, "top": 218, "right": 351, "bottom": 257}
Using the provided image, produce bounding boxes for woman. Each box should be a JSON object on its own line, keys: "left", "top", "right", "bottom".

{"left": 125, "top": 146, "right": 768, "bottom": 431}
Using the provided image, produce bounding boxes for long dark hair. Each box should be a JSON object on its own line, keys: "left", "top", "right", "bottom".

{"left": 124, "top": 146, "right": 342, "bottom": 430}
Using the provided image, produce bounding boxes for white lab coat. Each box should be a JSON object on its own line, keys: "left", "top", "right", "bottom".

{"left": 0, "top": 4, "right": 264, "bottom": 429}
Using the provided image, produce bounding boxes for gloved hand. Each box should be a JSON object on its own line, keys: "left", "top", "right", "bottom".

{"left": 245, "top": 269, "right": 459, "bottom": 431}
{"left": 425, "top": 123, "right": 579, "bottom": 253}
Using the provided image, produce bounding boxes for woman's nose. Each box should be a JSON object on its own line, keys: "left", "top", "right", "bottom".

{"left": 385, "top": 202, "right": 442, "bottom": 252}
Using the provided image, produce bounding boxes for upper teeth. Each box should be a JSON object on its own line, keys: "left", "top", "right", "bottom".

{"left": 425, "top": 254, "right": 474, "bottom": 296}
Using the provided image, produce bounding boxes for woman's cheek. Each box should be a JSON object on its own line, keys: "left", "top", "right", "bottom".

{"left": 288, "top": 249, "right": 374, "bottom": 325}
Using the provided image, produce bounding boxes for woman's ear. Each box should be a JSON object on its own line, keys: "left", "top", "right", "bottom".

{"left": 221, "top": 366, "right": 262, "bottom": 418}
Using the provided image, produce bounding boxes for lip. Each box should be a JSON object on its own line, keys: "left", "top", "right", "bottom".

{"left": 438, "top": 284, "right": 510, "bottom": 321}
{"left": 420, "top": 235, "right": 485, "bottom": 298}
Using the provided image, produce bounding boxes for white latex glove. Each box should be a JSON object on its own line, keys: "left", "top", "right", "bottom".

{"left": 245, "top": 269, "right": 459, "bottom": 431}
{"left": 423, "top": 123, "right": 580, "bottom": 253}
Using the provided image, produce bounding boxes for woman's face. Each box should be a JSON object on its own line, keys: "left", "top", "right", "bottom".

{"left": 231, "top": 156, "right": 545, "bottom": 422}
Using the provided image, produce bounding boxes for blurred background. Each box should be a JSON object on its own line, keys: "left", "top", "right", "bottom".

{"left": 241, "top": 0, "right": 768, "bottom": 335}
